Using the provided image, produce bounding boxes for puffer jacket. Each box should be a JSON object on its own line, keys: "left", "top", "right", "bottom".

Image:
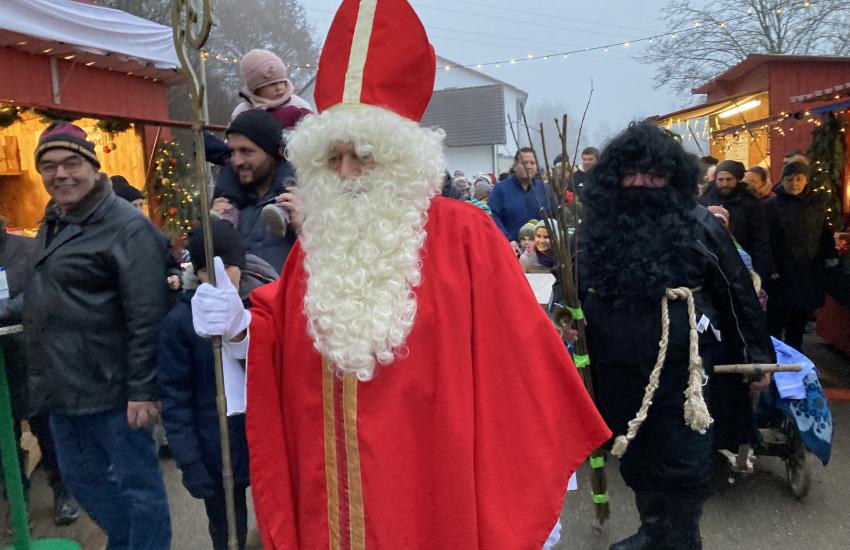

{"left": 24, "top": 177, "right": 171, "bottom": 416}
{"left": 213, "top": 161, "right": 297, "bottom": 272}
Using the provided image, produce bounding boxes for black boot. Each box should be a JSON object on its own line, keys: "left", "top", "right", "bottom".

{"left": 53, "top": 485, "right": 81, "bottom": 526}
{"left": 609, "top": 491, "right": 665, "bottom": 550}
{"left": 657, "top": 496, "right": 704, "bottom": 550}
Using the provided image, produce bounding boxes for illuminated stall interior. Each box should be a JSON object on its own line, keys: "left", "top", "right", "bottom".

{"left": 0, "top": 0, "right": 183, "bottom": 233}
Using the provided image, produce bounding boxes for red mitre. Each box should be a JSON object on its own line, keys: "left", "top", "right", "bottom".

{"left": 315, "top": 0, "right": 436, "bottom": 122}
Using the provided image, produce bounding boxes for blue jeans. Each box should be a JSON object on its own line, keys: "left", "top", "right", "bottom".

{"left": 50, "top": 409, "right": 171, "bottom": 550}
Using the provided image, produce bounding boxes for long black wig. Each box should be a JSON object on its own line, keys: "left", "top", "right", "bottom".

{"left": 580, "top": 120, "right": 703, "bottom": 302}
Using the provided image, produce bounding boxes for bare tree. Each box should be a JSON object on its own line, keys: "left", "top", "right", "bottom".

{"left": 96, "top": 0, "right": 320, "bottom": 124}
{"left": 641, "top": 0, "right": 850, "bottom": 95}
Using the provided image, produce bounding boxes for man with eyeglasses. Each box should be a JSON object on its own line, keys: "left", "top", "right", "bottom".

{"left": 23, "top": 122, "right": 172, "bottom": 549}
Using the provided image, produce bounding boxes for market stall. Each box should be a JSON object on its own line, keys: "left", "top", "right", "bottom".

{"left": 655, "top": 54, "right": 850, "bottom": 187}
{"left": 0, "top": 0, "right": 184, "bottom": 232}
{"left": 790, "top": 80, "right": 850, "bottom": 355}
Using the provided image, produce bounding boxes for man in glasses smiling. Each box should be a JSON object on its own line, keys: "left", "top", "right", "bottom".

{"left": 24, "top": 122, "right": 173, "bottom": 549}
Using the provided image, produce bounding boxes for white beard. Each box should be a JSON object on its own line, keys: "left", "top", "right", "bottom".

{"left": 286, "top": 105, "right": 446, "bottom": 381}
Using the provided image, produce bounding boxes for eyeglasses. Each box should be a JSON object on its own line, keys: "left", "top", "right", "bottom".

{"left": 37, "top": 155, "right": 85, "bottom": 176}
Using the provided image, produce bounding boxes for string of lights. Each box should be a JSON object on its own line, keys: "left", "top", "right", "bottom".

{"left": 198, "top": 0, "right": 818, "bottom": 74}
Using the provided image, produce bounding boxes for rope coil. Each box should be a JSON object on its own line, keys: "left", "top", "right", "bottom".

{"left": 611, "top": 287, "right": 714, "bottom": 458}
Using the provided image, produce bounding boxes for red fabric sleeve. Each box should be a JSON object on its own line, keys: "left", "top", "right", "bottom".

{"left": 246, "top": 265, "right": 299, "bottom": 549}
{"left": 465, "top": 209, "right": 611, "bottom": 549}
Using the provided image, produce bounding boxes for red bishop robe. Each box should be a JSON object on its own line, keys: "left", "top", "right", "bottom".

{"left": 246, "top": 196, "right": 611, "bottom": 550}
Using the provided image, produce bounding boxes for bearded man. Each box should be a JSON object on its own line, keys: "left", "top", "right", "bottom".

{"left": 698, "top": 159, "right": 774, "bottom": 279}
{"left": 580, "top": 121, "right": 774, "bottom": 550}
{"left": 190, "top": 1, "right": 609, "bottom": 548}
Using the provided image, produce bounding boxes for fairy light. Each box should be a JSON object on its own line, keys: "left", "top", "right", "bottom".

{"left": 196, "top": 0, "right": 813, "bottom": 73}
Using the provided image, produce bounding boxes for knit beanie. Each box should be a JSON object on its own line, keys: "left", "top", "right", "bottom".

{"left": 239, "top": 49, "right": 294, "bottom": 98}
{"left": 781, "top": 161, "right": 810, "bottom": 180}
{"left": 35, "top": 122, "right": 100, "bottom": 168}
{"left": 111, "top": 175, "right": 144, "bottom": 203}
{"left": 519, "top": 219, "right": 538, "bottom": 240}
{"left": 715, "top": 160, "right": 745, "bottom": 182}
{"left": 188, "top": 219, "right": 247, "bottom": 273}
{"left": 226, "top": 110, "right": 284, "bottom": 159}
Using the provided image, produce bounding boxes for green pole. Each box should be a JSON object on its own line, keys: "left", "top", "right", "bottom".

{"left": 0, "top": 325, "right": 80, "bottom": 550}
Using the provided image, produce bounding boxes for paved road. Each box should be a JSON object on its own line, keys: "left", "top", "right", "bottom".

{"left": 1, "top": 457, "right": 261, "bottom": 550}
{"left": 3, "top": 333, "right": 847, "bottom": 549}
{"left": 559, "top": 401, "right": 849, "bottom": 550}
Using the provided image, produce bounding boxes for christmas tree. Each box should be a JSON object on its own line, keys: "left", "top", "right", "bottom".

{"left": 808, "top": 112, "right": 847, "bottom": 231}
{"left": 152, "top": 141, "right": 199, "bottom": 241}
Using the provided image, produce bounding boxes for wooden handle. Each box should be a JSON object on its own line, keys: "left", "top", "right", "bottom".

{"left": 714, "top": 363, "right": 803, "bottom": 374}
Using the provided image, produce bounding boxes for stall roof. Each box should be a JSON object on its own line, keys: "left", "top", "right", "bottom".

{"left": 790, "top": 82, "right": 850, "bottom": 104}
{"left": 654, "top": 91, "right": 765, "bottom": 124}
{"left": 0, "top": 0, "right": 182, "bottom": 84}
{"left": 692, "top": 54, "right": 850, "bottom": 95}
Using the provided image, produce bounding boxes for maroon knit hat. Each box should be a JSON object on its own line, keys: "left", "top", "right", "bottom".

{"left": 35, "top": 122, "right": 100, "bottom": 168}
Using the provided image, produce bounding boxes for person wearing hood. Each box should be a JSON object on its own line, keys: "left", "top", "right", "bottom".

{"left": 765, "top": 161, "right": 838, "bottom": 351}
{"left": 231, "top": 49, "right": 314, "bottom": 128}
{"left": 698, "top": 159, "right": 775, "bottom": 279}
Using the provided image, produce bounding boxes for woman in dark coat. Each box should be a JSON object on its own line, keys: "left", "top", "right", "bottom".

{"left": 765, "top": 161, "right": 837, "bottom": 351}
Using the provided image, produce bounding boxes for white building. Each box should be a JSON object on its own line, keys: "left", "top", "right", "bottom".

{"left": 297, "top": 55, "right": 528, "bottom": 177}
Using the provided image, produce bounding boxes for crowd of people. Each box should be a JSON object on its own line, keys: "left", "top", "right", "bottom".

{"left": 0, "top": 6, "right": 841, "bottom": 550}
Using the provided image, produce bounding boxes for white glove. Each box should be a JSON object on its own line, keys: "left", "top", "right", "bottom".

{"left": 191, "top": 256, "right": 251, "bottom": 340}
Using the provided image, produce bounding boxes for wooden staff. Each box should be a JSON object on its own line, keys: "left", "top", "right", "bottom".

{"left": 539, "top": 115, "right": 610, "bottom": 525}
{"left": 171, "top": 2, "right": 239, "bottom": 550}
{"left": 507, "top": 114, "right": 521, "bottom": 150}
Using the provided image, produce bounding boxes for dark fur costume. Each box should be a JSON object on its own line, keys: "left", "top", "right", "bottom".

{"left": 582, "top": 121, "right": 702, "bottom": 303}
{"left": 580, "top": 121, "right": 774, "bottom": 550}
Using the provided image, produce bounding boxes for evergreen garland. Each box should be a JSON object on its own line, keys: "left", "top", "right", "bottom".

{"left": 152, "top": 141, "right": 199, "bottom": 241}
{"left": 808, "top": 112, "right": 846, "bottom": 230}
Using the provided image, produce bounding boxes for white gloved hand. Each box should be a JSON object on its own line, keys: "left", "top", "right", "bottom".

{"left": 191, "top": 256, "right": 251, "bottom": 340}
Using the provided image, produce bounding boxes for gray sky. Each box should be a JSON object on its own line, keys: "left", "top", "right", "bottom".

{"left": 297, "top": 0, "right": 706, "bottom": 150}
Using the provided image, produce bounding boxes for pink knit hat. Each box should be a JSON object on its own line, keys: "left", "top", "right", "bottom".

{"left": 239, "top": 49, "right": 294, "bottom": 99}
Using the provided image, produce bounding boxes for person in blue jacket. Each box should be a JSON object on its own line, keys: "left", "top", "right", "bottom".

{"left": 488, "top": 147, "right": 553, "bottom": 253}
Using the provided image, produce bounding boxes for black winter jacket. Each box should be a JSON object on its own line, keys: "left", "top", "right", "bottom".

{"left": 766, "top": 185, "right": 836, "bottom": 310}
{"left": 581, "top": 205, "right": 775, "bottom": 450}
{"left": 24, "top": 178, "right": 171, "bottom": 415}
{"left": 0, "top": 223, "right": 35, "bottom": 326}
{"left": 213, "top": 161, "right": 297, "bottom": 272}
{"left": 0, "top": 223, "right": 36, "bottom": 418}
{"left": 156, "top": 292, "right": 250, "bottom": 486}
{"left": 699, "top": 182, "right": 775, "bottom": 278}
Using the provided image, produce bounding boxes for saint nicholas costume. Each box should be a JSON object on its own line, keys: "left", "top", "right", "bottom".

{"left": 227, "top": 1, "right": 612, "bottom": 549}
